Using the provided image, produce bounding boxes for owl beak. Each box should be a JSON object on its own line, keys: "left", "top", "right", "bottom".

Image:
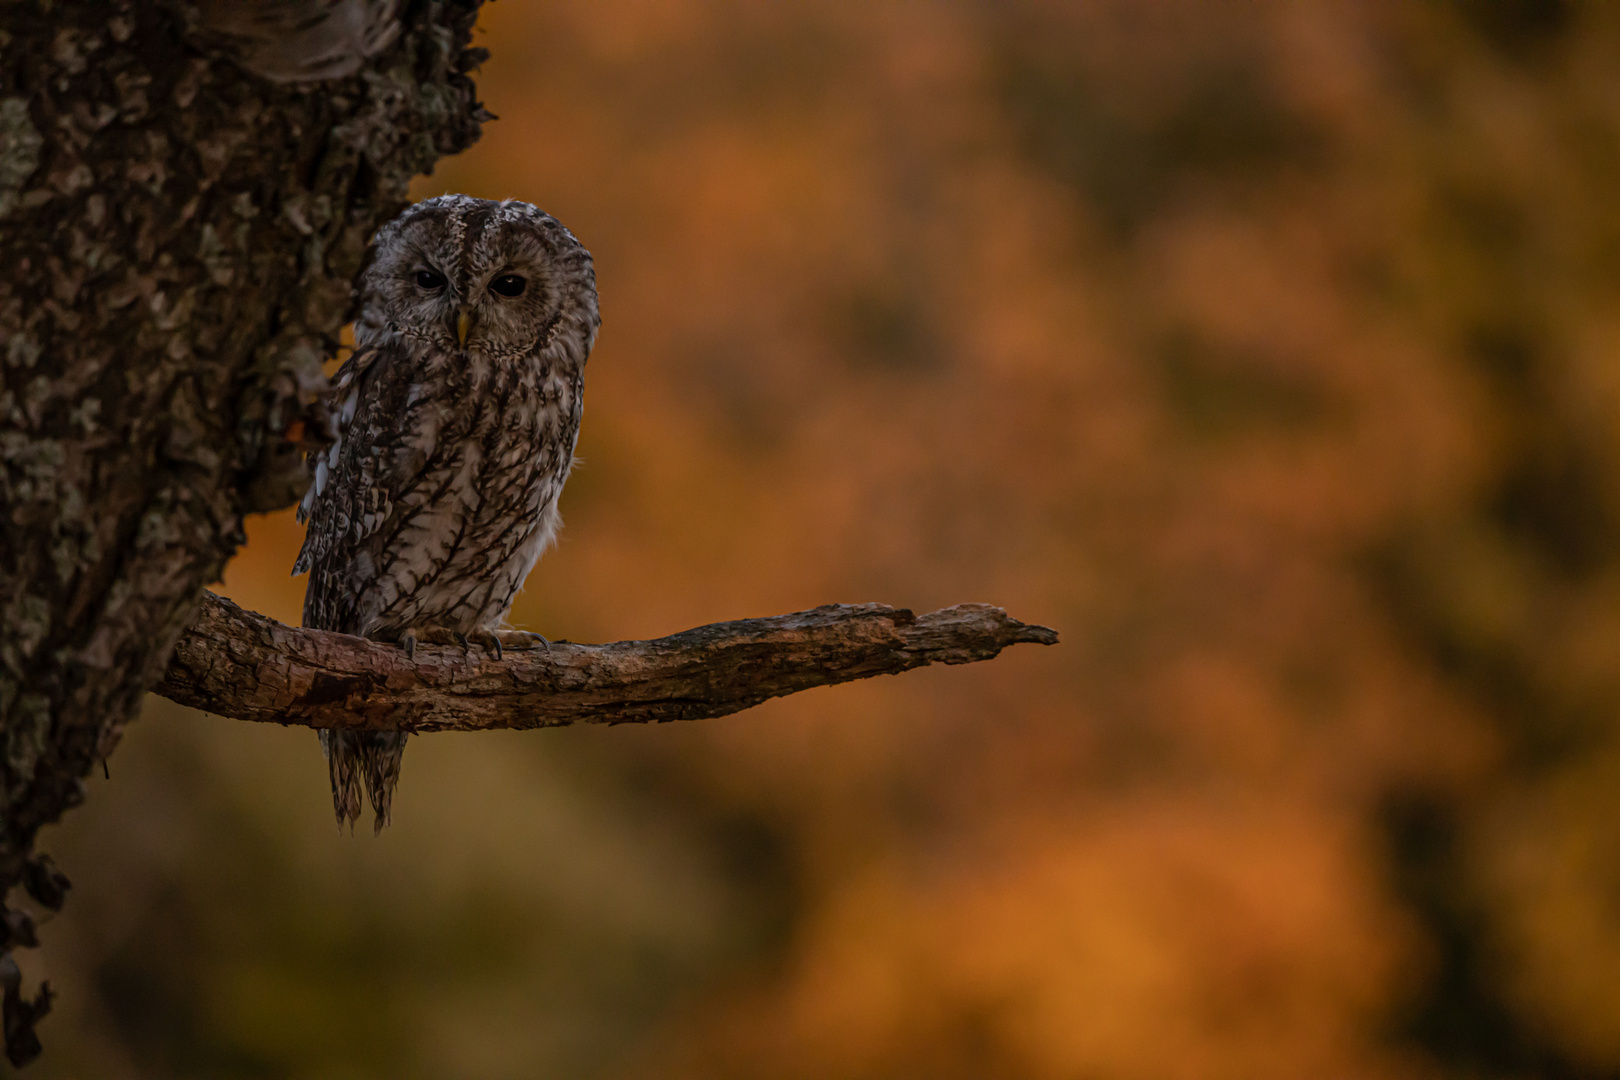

{"left": 454, "top": 309, "right": 472, "bottom": 348}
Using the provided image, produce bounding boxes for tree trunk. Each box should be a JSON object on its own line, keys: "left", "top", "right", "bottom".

{"left": 0, "top": 0, "right": 487, "bottom": 1062}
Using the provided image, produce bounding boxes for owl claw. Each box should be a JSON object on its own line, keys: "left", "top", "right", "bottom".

{"left": 398, "top": 627, "right": 547, "bottom": 662}
{"left": 396, "top": 625, "right": 462, "bottom": 660}
{"left": 468, "top": 628, "right": 503, "bottom": 661}
{"left": 496, "top": 629, "right": 551, "bottom": 656}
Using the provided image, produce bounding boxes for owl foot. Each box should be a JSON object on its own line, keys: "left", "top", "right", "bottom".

{"left": 466, "top": 629, "right": 550, "bottom": 661}
{"left": 468, "top": 628, "right": 505, "bottom": 660}
{"left": 397, "top": 625, "right": 464, "bottom": 660}
{"left": 493, "top": 629, "right": 552, "bottom": 658}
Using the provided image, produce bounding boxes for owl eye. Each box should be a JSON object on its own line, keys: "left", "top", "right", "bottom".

{"left": 414, "top": 269, "right": 447, "bottom": 290}
{"left": 490, "top": 274, "right": 526, "bottom": 297}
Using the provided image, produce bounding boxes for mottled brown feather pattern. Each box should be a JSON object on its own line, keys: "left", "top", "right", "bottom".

{"left": 295, "top": 195, "right": 599, "bottom": 831}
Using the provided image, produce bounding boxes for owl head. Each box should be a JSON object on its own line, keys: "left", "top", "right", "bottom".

{"left": 353, "top": 195, "right": 599, "bottom": 366}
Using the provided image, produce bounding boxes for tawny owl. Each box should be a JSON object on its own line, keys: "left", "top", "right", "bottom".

{"left": 294, "top": 195, "right": 599, "bottom": 832}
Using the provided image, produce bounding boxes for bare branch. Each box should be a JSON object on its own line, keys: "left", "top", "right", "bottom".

{"left": 155, "top": 592, "right": 1059, "bottom": 732}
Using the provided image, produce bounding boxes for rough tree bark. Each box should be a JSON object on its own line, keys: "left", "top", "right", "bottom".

{"left": 0, "top": 0, "right": 488, "bottom": 1062}
{"left": 0, "top": 0, "right": 1057, "bottom": 1066}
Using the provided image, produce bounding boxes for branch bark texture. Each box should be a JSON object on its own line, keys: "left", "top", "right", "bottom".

{"left": 158, "top": 592, "right": 1060, "bottom": 731}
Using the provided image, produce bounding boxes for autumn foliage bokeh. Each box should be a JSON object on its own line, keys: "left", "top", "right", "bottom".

{"left": 32, "top": 2, "right": 1620, "bottom": 1077}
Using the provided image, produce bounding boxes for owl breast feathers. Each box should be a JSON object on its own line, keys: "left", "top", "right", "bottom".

{"left": 294, "top": 194, "right": 599, "bottom": 831}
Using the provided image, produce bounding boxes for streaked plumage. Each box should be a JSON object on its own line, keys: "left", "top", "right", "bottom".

{"left": 296, "top": 195, "right": 599, "bottom": 831}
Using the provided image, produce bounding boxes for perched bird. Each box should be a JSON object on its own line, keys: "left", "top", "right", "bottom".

{"left": 295, "top": 195, "right": 600, "bottom": 832}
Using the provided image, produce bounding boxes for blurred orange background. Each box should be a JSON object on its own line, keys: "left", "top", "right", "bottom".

{"left": 33, "top": 2, "right": 1620, "bottom": 1077}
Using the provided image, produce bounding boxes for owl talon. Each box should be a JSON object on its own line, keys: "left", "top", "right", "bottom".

{"left": 396, "top": 625, "right": 462, "bottom": 660}
{"left": 467, "top": 628, "right": 504, "bottom": 660}
{"left": 496, "top": 629, "right": 551, "bottom": 656}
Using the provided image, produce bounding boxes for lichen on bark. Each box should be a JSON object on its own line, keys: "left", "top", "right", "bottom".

{"left": 0, "top": 0, "right": 488, "bottom": 1063}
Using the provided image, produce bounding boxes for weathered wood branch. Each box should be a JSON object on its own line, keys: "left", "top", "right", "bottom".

{"left": 156, "top": 591, "right": 1059, "bottom": 731}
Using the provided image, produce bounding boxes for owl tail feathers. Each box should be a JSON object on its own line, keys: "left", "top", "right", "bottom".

{"left": 319, "top": 729, "right": 408, "bottom": 834}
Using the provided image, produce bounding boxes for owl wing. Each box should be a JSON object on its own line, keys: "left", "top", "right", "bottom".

{"left": 296, "top": 341, "right": 439, "bottom": 633}
{"left": 294, "top": 344, "right": 386, "bottom": 573}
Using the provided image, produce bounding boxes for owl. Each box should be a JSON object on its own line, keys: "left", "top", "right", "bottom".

{"left": 294, "top": 195, "right": 600, "bottom": 832}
